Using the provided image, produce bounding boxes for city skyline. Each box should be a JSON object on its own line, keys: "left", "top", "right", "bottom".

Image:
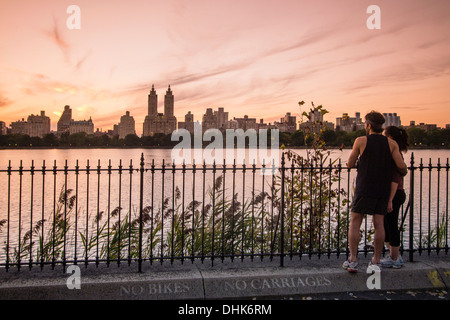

{"left": 1, "top": 0, "right": 450, "bottom": 136}
{"left": 6, "top": 91, "right": 446, "bottom": 139}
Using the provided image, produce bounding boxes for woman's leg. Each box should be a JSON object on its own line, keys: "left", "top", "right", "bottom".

{"left": 389, "top": 190, "right": 406, "bottom": 260}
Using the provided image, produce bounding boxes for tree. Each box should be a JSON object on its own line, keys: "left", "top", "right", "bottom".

{"left": 68, "top": 132, "right": 88, "bottom": 146}
{"left": 59, "top": 132, "right": 70, "bottom": 146}
{"left": 442, "top": 129, "right": 450, "bottom": 148}
{"left": 335, "top": 130, "right": 352, "bottom": 147}
{"left": 428, "top": 129, "right": 446, "bottom": 147}
{"left": 16, "top": 134, "right": 31, "bottom": 147}
{"left": 348, "top": 129, "right": 366, "bottom": 144}
{"left": 100, "top": 134, "right": 111, "bottom": 146}
{"left": 407, "top": 127, "right": 428, "bottom": 147}
{"left": 279, "top": 132, "right": 291, "bottom": 147}
{"left": 43, "top": 133, "right": 59, "bottom": 146}
{"left": 290, "top": 130, "right": 305, "bottom": 146}
{"left": 29, "top": 136, "right": 43, "bottom": 147}
{"left": 322, "top": 129, "right": 337, "bottom": 146}
{"left": 124, "top": 134, "right": 140, "bottom": 146}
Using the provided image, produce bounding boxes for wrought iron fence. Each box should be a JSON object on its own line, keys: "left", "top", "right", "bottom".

{"left": 0, "top": 152, "right": 448, "bottom": 272}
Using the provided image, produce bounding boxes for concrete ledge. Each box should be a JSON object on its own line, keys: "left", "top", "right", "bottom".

{"left": 200, "top": 256, "right": 449, "bottom": 299}
{"left": 1, "top": 254, "right": 449, "bottom": 300}
{"left": 0, "top": 263, "right": 205, "bottom": 300}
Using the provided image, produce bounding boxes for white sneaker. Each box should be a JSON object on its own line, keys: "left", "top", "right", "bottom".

{"left": 343, "top": 259, "right": 358, "bottom": 273}
{"left": 367, "top": 260, "right": 381, "bottom": 273}
{"left": 381, "top": 255, "right": 404, "bottom": 269}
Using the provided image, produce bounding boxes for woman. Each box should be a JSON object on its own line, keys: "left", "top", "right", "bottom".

{"left": 381, "top": 126, "right": 409, "bottom": 268}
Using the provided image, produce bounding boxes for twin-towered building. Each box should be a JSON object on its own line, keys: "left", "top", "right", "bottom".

{"left": 142, "top": 85, "right": 177, "bottom": 136}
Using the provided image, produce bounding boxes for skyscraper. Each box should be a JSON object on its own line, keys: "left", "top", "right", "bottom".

{"left": 57, "top": 105, "right": 72, "bottom": 135}
{"left": 383, "top": 113, "right": 401, "bottom": 128}
{"left": 276, "top": 112, "right": 297, "bottom": 133}
{"left": 148, "top": 85, "right": 157, "bottom": 116}
{"left": 202, "top": 108, "right": 218, "bottom": 132}
{"left": 164, "top": 85, "right": 174, "bottom": 117}
{"left": 335, "top": 112, "right": 363, "bottom": 132}
{"left": 178, "top": 111, "right": 195, "bottom": 134}
{"left": 214, "top": 107, "right": 228, "bottom": 130}
{"left": 117, "top": 111, "right": 136, "bottom": 139}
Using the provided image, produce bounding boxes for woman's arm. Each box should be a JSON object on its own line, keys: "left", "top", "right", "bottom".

{"left": 387, "top": 181, "right": 399, "bottom": 213}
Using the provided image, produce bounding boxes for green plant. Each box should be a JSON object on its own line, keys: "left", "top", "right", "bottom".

{"left": 270, "top": 101, "right": 352, "bottom": 255}
{"left": 165, "top": 176, "right": 268, "bottom": 261}
{"left": 415, "top": 214, "right": 449, "bottom": 250}
{"left": 5, "top": 186, "right": 76, "bottom": 265}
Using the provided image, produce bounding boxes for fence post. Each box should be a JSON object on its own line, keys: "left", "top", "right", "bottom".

{"left": 138, "top": 153, "right": 145, "bottom": 272}
{"left": 280, "top": 152, "right": 285, "bottom": 267}
{"left": 409, "top": 152, "right": 415, "bottom": 262}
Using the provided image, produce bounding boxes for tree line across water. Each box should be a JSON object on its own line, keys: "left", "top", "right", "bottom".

{"left": 1, "top": 127, "right": 450, "bottom": 149}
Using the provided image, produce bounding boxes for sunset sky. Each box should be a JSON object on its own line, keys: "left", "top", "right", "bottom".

{"left": 1, "top": 0, "right": 449, "bottom": 135}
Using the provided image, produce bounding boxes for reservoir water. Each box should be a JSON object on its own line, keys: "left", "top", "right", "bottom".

{"left": 0, "top": 148, "right": 448, "bottom": 263}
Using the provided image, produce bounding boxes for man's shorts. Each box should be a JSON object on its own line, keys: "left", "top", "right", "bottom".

{"left": 351, "top": 195, "right": 388, "bottom": 215}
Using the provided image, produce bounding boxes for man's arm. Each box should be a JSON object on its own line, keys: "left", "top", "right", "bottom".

{"left": 347, "top": 137, "right": 363, "bottom": 168}
{"left": 389, "top": 140, "right": 408, "bottom": 176}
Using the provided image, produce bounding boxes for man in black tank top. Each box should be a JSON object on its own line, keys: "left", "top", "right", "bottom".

{"left": 343, "top": 111, "right": 407, "bottom": 273}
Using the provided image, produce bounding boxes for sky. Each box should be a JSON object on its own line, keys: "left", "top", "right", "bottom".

{"left": 1, "top": 0, "right": 449, "bottom": 135}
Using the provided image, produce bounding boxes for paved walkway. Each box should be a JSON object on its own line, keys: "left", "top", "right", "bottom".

{"left": 275, "top": 288, "right": 450, "bottom": 300}
{"left": 0, "top": 253, "right": 449, "bottom": 300}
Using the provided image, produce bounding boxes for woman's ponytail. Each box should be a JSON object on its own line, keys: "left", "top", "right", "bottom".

{"left": 385, "top": 126, "right": 410, "bottom": 153}
{"left": 398, "top": 128, "right": 410, "bottom": 152}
